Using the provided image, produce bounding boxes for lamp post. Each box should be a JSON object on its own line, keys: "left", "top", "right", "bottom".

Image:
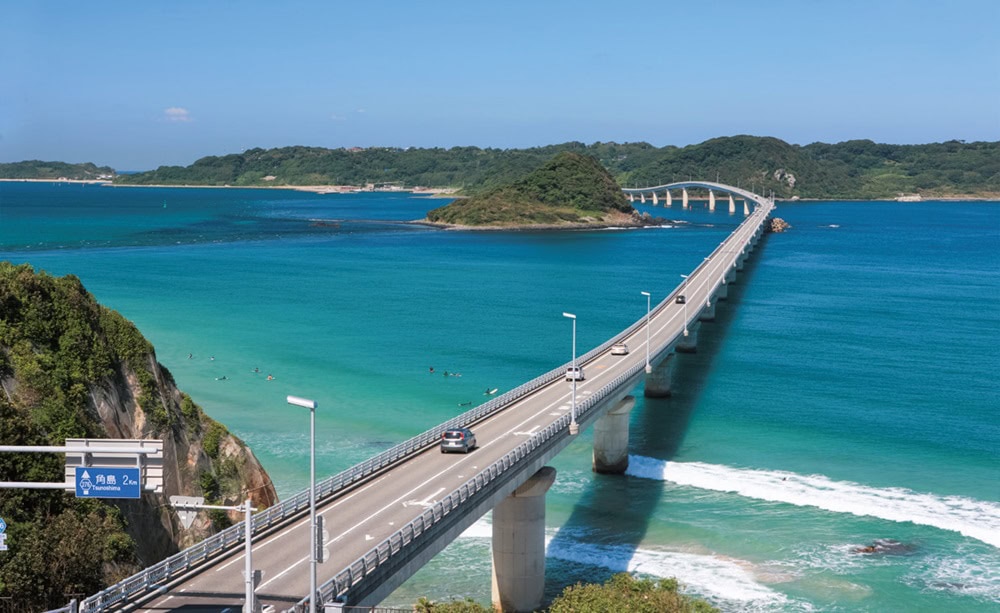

{"left": 640, "top": 291, "right": 651, "bottom": 373}
{"left": 703, "top": 257, "right": 712, "bottom": 307}
{"left": 287, "top": 395, "right": 318, "bottom": 613}
{"left": 680, "top": 274, "right": 689, "bottom": 336}
{"left": 562, "top": 312, "right": 579, "bottom": 435}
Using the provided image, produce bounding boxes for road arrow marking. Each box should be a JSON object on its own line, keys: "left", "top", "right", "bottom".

{"left": 402, "top": 487, "right": 445, "bottom": 508}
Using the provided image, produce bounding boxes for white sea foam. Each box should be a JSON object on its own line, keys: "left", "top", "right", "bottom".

{"left": 905, "top": 551, "right": 1000, "bottom": 603}
{"left": 626, "top": 456, "right": 1000, "bottom": 548}
{"left": 460, "top": 518, "right": 797, "bottom": 608}
{"left": 544, "top": 533, "right": 803, "bottom": 610}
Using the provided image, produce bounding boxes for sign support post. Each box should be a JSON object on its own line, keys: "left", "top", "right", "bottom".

{"left": 170, "top": 497, "right": 257, "bottom": 613}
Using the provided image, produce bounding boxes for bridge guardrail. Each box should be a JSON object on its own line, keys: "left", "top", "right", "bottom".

{"left": 79, "top": 192, "right": 772, "bottom": 613}
{"left": 297, "top": 358, "right": 651, "bottom": 610}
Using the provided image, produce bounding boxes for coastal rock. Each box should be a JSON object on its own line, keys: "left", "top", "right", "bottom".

{"left": 90, "top": 357, "right": 278, "bottom": 554}
{"left": 768, "top": 217, "right": 791, "bottom": 233}
{"left": 773, "top": 168, "right": 796, "bottom": 189}
{"left": 0, "top": 263, "right": 277, "bottom": 566}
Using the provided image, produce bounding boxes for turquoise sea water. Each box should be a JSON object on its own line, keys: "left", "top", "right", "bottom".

{"left": 1, "top": 182, "right": 997, "bottom": 611}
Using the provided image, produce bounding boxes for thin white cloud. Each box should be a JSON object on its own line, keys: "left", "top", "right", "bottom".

{"left": 163, "top": 107, "right": 192, "bottom": 122}
{"left": 330, "top": 113, "right": 347, "bottom": 121}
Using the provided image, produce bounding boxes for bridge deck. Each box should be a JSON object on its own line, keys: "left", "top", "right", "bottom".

{"left": 99, "top": 187, "right": 773, "bottom": 612}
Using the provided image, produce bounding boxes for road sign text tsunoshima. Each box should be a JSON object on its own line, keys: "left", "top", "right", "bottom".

{"left": 75, "top": 467, "right": 141, "bottom": 499}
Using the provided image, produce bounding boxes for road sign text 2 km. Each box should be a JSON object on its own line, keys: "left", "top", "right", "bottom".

{"left": 76, "top": 467, "right": 141, "bottom": 499}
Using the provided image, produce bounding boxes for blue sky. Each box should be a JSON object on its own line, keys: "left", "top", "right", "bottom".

{"left": 2, "top": 0, "right": 997, "bottom": 170}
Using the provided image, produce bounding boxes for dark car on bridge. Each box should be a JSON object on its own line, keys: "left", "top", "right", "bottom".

{"left": 675, "top": 294, "right": 686, "bottom": 304}
{"left": 441, "top": 427, "right": 477, "bottom": 453}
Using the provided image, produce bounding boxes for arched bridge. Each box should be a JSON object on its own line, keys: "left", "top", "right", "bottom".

{"left": 77, "top": 184, "right": 775, "bottom": 613}
{"left": 624, "top": 180, "right": 765, "bottom": 215}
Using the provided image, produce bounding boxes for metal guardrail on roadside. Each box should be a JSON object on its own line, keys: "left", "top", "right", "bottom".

{"left": 296, "top": 358, "right": 652, "bottom": 611}
{"left": 77, "top": 193, "right": 772, "bottom": 613}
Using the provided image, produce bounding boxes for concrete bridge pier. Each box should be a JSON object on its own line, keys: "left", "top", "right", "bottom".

{"left": 665, "top": 190, "right": 672, "bottom": 207}
{"left": 698, "top": 300, "right": 716, "bottom": 322}
{"left": 728, "top": 194, "right": 736, "bottom": 214}
{"left": 715, "top": 279, "right": 729, "bottom": 301}
{"left": 640, "top": 193, "right": 646, "bottom": 204}
{"left": 725, "top": 268, "right": 737, "bottom": 284}
{"left": 708, "top": 190, "right": 716, "bottom": 212}
{"left": 492, "top": 467, "right": 557, "bottom": 613}
{"left": 652, "top": 191, "right": 658, "bottom": 205}
{"left": 744, "top": 201, "right": 750, "bottom": 215}
{"left": 628, "top": 193, "right": 634, "bottom": 202}
{"left": 644, "top": 354, "right": 674, "bottom": 398}
{"left": 682, "top": 188, "right": 689, "bottom": 209}
{"left": 676, "top": 323, "right": 699, "bottom": 353}
{"left": 592, "top": 396, "right": 635, "bottom": 474}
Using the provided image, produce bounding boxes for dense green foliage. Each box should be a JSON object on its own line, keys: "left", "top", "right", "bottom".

{"left": 0, "top": 160, "right": 115, "bottom": 180}
{"left": 426, "top": 152, "right": 632, "bottom": 226}
{"left": 549, "top": 573, "right": 717, "bottom": 613}
{"left": 0, "top": 262, "right": 240, "bottom": 609}
{"left": 413, "top": 573, "right": 716, "bottom": 612}
{"left": 110, "top": 137, "right": 1000, "bottom": 199}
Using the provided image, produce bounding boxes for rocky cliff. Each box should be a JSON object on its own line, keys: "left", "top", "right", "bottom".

{"left": 0, "top": 262, "right": 277, "bottom": 608}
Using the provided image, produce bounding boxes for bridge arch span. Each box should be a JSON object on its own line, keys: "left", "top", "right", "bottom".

{"left": 623, "top": 181, "right": 769, "bottom": 207}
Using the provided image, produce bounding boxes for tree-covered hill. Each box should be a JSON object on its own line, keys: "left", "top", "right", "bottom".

{"left": 109, "top": 137, "right": 1000, "bottom": 199}
{"left": 0, "top": 160, "right": 115, "bottom": 180}
{"left": 0, "top": 262, "right": 276, "bottom": 611}
{"left": 425, "top": 152, "right": 636, "bottom": 227}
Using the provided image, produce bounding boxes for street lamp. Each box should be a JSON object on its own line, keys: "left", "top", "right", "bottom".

{"left": 562, "top": 312, "right": 579, "bottom": 435}
{"left": 703, "top": 257, "right": 712, "bottom": 307}
{"left": 287, "top": 395, "right": 318, "bottom": 613}
{"left": 680, "top": 274, "right": 689, "bottom": 336}
{"left": 640, "top": 291, "right": 651, "bottom": 373}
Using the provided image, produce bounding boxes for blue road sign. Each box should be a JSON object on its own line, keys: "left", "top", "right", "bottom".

{"left": 0, "top": 517, "right": 6, "bottom": 533}
{"left": 75, "top": 467, "right": 141, "bottom": 499}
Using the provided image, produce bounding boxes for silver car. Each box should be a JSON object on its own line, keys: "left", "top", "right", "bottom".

{"left": 441, "top": 427, "right": 477, "bottom": 454}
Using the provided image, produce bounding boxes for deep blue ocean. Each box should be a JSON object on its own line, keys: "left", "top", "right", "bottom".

{"left": 1, "top": 182, "right": 997, "bottom": 611}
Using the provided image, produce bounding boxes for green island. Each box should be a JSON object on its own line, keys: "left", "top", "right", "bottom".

{"left": 77, "top": 135, "right": 1000, "bottom": 200}
{"left": 0, "top": 160, "right": 115, "bottom": 181}
{"left": 424, "top": 152, "right": 643, "bottom": 228}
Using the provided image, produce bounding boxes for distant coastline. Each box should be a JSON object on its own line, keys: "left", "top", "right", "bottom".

{"left": 0, "top": 178, "right": 458, "bottom": 196}
{"left": 4, "top": 178, "right": 996, "bottom": 202}
{"left": 0, "top": 178, "right": 112, "bottom": 185}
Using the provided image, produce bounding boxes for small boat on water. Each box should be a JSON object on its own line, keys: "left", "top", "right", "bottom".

{"left": 484, "top": 388, "right": 498, "bottom": 395}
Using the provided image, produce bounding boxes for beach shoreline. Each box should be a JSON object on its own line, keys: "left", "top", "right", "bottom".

{"left": 0, "top": 178, "right": 459, "bottom": 196}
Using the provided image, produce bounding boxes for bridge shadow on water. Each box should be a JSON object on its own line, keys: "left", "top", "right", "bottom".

{"left": 542, "top": 248, "right": 765, "bottom": 604}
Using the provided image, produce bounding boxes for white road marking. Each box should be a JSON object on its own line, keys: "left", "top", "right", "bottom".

{"left": 513, "top": 425, "right": 540, "bottom": 436}
{"left": 402, "top": 487, "right": 445, "bottom": 508}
